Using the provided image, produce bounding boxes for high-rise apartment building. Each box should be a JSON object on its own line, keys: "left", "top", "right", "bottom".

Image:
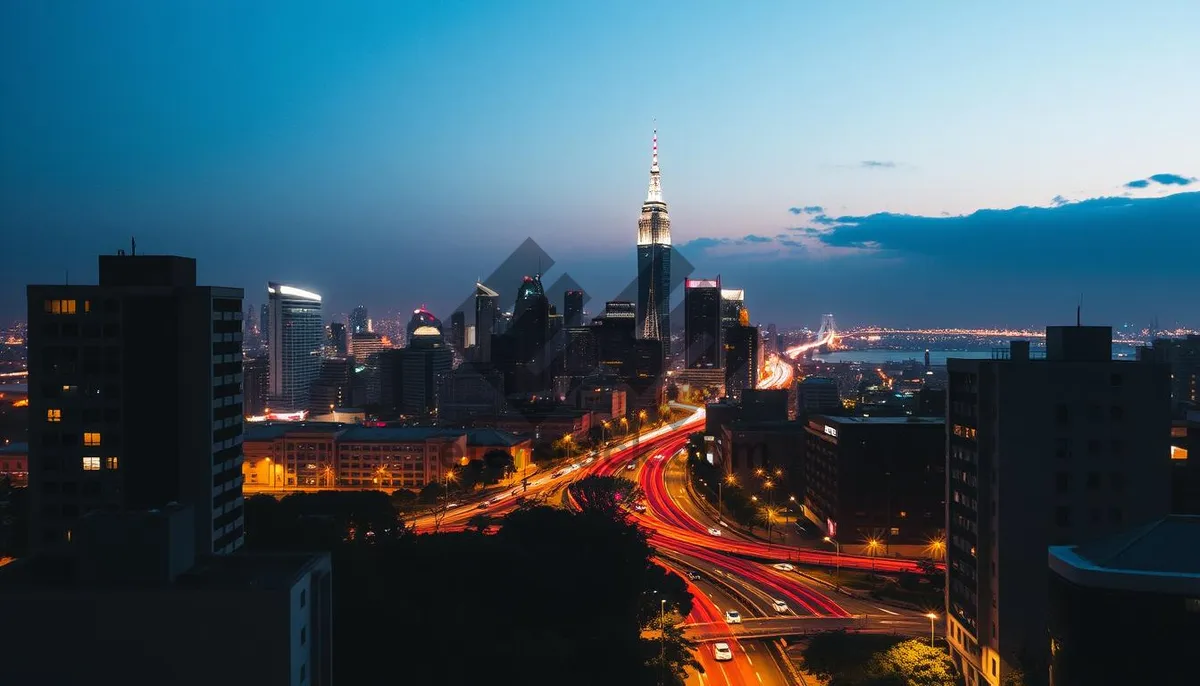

{"left": 27, "top": 254, "right": 246, "bottom": 555}
{"left": 243, "top": 355, "right": 269, "bottom": 416}
{"left": 724, "top": 323, "right": 759, "bottom": 400}
{"left": 945, "top": 328, "right": 1171, "bottom": 686}
{"left": 267, "top": 283, "right": 323, "bottom": 412}
{"left": 684, "top": 278, "right": 722, "bottom": 369}
{"left": 637, "top": 130, "right": 671, "bottom": 343}
{"left": 328, "top": 321, "right": 347, "bottom": 357}
{"left": 449, "top": 310, "right": 466, "bottom": 351}
{"left": 401, "top": 327, "right": 453, "bottom": 416}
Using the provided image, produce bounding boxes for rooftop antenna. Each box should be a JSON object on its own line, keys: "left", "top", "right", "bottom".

{"left": 131, "top": 236, "right": 136, "bottom": 256}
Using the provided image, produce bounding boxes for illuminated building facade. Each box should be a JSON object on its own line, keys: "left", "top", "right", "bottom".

{"left": 268, "top": 283, "right": 323, "bottom": 412}
{"left": 474, "top": 282, "right": 499, "bottom": 363}
{"left": 349, "top": 305, "right": 369, "bottom": 334}
{"left": 27, "top": 253, "right": 245, "bottom": 555}
{"left": 945, "top": 329, "right": 1171, "bottom": 686}
{"left": 637, "top": 130, "right": 671, "bottom": 344}
{"left": 242, "top": 423, "right": 531, "bottom": 490}
{"left": 406, "top": 307, "right": 442, "bottom": 341}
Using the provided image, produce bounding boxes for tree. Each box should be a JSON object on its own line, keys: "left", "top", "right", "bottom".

{"left": 868, "top": 639, "right": 957, "bottom": 686}
{"left": 801, "top": 632, "right": 903, "bottom": 686}
{"left": 481, "top": 449, "right": 516, "bottom": 484}
{"left": 568, "top": 474, "right": 643, "bottom": 520}
{"left": 643, "top": 613, "right": 701, "bottom": 686}
{"left": 417, "top": 481, "right": 447, "bottom": 505}
{"left": 641, "top": 562, "right": 694, "bottom": 624}
{"left": 466, "top": 512, "right": 495, "bottom": 534}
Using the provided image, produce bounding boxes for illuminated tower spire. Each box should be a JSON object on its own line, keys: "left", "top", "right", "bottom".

{"left": 646, "top": 127, "right": 664, "bottom": 204}
{"left": 643, "top": 272, "right": 661, "bottom": 341}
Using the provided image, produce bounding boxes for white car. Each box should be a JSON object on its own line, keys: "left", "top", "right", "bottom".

{"left": 707, "top": 527, "right": 722, "bottom": 537}
{"left": 773, "top": 563, "right": 795, "bottom": 572}
{"left": 713, "top": 643, "right": 733, "bottom": 662}
{"left": 625, "top": 462, "right": 636, "bottom": 470}
{"left": 724, "top": 610, "right": 742, "bottom": 624}
{"left": 633, "top": 503, "right": 647, "bottom": 512}
{"left": 772, "top": 599, "right": 789, "bottom": 614}
{"left": 654, "top": 453, "right": 664, "bottom": 460}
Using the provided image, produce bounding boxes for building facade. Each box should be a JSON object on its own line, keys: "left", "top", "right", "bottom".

{"left": 268, "top": 283, "right": 323, "bottom": 412}
{"left": 684, "top": 278, "right": 722, "bottom": 369}
{"left": 945, "top": 330, "right": 1172, "bottom": 686}
{"left": 804, "top": 415, "right": 945, "bottom": 546}
{"left": 28, "top": 254, "right": 245, "bottom": 555}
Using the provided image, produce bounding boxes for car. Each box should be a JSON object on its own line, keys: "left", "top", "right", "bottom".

{"left": 625, "top": 462, "right": 636, "bottom": 470}
{"left": 772, "top": 563, "right": 795, "bottom": 572}
{"left": 511, "top": 489, "right": 520, "bottom": 496}
{"left": 633, "top": 503, "right": 647, "bottom": 512}
{"left": 707, "top": 527, "right": 722, "bottom": 537}
{"left": 446, "top": 502, "right": 461, "bottom": 509}
{"left": 713, "top": 643, "right": 733, "bottom": 662}
{"left": 687, "top": 571, "right": 701, "bottom": 581}
{"left": 653, "top": 453, "right": 664, "bottom": 460}
{"left": 772, "top": 599, "right": 789, "bottom": 614}
{"left": 724, "top": 610, "right": 742, "bottom": 624}
{"left": 476, "top": 503, "right": 488, "bottom": 510}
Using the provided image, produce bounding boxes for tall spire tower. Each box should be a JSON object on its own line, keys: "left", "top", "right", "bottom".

{"left": 637, "top": 126, "right": 672, "bottom": 346}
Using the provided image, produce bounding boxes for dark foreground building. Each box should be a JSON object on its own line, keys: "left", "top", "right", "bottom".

{"left": 1048, "top": 515, "right": 1200, "bottom": 686}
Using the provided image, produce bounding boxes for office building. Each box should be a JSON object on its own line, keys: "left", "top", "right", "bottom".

{"left": 1047, "top": 515, "right": 1200, "bottom": 686}
{"left": 406, "top": 307, "right": 442, "bottom": 341}
{"left": 268, "top": 282, "right": 323, "bottom": 412}
{"left": 797, "top": 376, "right": 841, "bottom": 414}
{"left": 349, "top": 305, "right": 369, "bottom": 334}
{"left": 438, "top": 367, "right": 506, "bottom": 425}
{"left": 309, "top": 357, "right": 353, "bottom": 414}
{"left": 401, "top": 326, "right": 453, "bottom": 416}
{"left": 720, "top": 288, "right": 745, "bottom": 333}
{"left": 804, "top": 415, "right": 945, "bottom": 544}
{"left": 565, "top": 326, "right": 597, "bottom": 375}
{"left": 349, "top": 331, "right": 385, "bottom": 362}
{"left": 724, "top": 323, "right": 759, "bottom": 401}
{"left": 28, "top": 253, "right": 245, "bottom": 554}
{"left": 564, "top": 289, "right": 584, "bottom": 328}
{"left": 1138, "top": 335, "right": 1200, "bottom": 416}
{"left": 0, "top": 505, "right": 332, "bottom": 686}
{"left": 259, "top": 303, "right": 269, "bottom": 350}
{"left": 328, "top": 321, "right": 347, "bottom": 357}
{"left": 636, "top": 129, "right": 671, "bottom": 342}
{"left": 945, "top": 329, "right": 1172, "bottom": 686}
{"left": 243, "top": 355, "right": 269, "bottom": 416}
{"left": 449, "top": 310, "right": 466, "bottom": 351}
{"left": 684, "top": 278, "right": 722, "bottom": 369}
{"left": 474, "top": 282, "right": 499, "bottom": 363}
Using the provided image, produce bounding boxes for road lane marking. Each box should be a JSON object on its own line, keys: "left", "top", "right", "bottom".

{"left": 875, "top": 606, "right": 900, "bottom": 616}
{"left": 746, "top": 655, "right": 753, "bottom": 665}
{"left": 756, "top": 672, "right": 763, "bottom": 683}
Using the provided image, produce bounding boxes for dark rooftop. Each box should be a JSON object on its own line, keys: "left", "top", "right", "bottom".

{"left": 0, "top": 552, "right": 325, "bottom": 592}
{"left": 244, "top": 422, "right": 527, "bottom": 447}
{"left": 0, "top": 442, "right": 28, "bottom": 455}
{"left": 817, "top": 415, "right": 944, "bottom": 426}
{"left": 1069, "top": 515, "right": 1200, "bottom": 575}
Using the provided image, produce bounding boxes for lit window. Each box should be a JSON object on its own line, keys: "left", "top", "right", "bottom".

{"left": 47, "top": 409, "right": 62, "bottom": 423}
{"left": 84, "top": 300, "right": 91, "bottom": 313}
{"left": 82, "top": 456, "right": 101, "bottom": 471}
{"left": 84, "top": 432, "right": 101, "bottom": 446}
{"left": 62, "top": 385, "right": 77, "bottom": 394}
{"left": 105, "top": 457, "right": 119, "bottom": 470}
{"left": 43, "top": 299, "right": 77, "bottom": 315}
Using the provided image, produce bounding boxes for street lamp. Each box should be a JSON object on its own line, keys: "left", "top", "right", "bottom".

{"left": 563, "top": 433, "right": 573, "bottom": 461}
{"left": 925, "top": 613, "right": 938, "bottom": 647}
{"left": 824, "top": 536, "right": 841, "bottom": 589}
{"left": 718, "top": 473, "right": 736, "bottom": 518}
{"left": 866, "top": 538, "right": 881, "bottom": 574}
{"left": 660, "top": 598, "right": 667, "bottom": 686}
{"left": 929, "top": 538, "right": 946, "bottom": 561}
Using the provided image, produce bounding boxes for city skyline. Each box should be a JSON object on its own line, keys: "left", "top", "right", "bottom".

{"left": 4, "top": 1, "right": 1200, "bottom": 326}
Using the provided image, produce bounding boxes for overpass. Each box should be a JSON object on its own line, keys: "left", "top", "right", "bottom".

{"left": 676, "top": 614, "right": 935, "bottom": 642}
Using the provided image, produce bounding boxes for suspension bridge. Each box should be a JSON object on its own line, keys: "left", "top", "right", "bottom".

{"left": 784, "top": 314, "right": 839, "bottom": 359}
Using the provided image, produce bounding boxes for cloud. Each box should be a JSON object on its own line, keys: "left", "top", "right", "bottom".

{"left": 743, "top": 234, "right": 772, "bottom": 243}
{"left": 788, "top": 205, "right": 825, "bottom": 215}
{"left": 1125, "top": 173, "right": 1195, "bottom": 189}
{"left": 1051, "top": 195, "right": 1069, "bottom": 206}
{"left": 860, "top": 160, "right": 897, "bottom": 169}
{"left": 1148, "top": 173, "right": 1196, "bottom": 186}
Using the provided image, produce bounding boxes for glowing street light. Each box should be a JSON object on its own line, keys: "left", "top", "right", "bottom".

{"left": 925, "top": 613, "right": 938, "bottom": 647}
{"left": 866, "top": 538, "right": 882, "bottom": 574}
{"left": 824, "top": 536, "right": 841, "bottom": 588}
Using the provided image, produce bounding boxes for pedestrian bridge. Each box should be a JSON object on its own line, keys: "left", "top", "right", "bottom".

{"left": 680, "top": 615, "right": 929, "bottom": 642}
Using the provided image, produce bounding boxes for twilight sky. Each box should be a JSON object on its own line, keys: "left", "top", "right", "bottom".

{"left": 3, "top": 1, "right": 1200, "bottom": 329}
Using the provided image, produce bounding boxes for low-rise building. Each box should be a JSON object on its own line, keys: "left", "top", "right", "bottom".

{"left": 0, "top": 505, "right": 332, "bottom": 686}
{"left": 0, "top": 441, "right": 28, "bottom": 486}
{"left": 242, "top": 422, "right": 532, "bottom": 491}
{"left": 1048, "top": 515, "right": 1200, "bottom": 686}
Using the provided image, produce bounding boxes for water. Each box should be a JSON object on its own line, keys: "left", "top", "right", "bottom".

{"left": 813, "top": 346, "right": 1138, "bottom": 365}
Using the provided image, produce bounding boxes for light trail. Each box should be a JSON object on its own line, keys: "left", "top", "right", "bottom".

{"left": 756, "top": 354, "right": 793, "bottom": 390}
{"left": 783, "top": 329, "right": 836, "bottom": 358}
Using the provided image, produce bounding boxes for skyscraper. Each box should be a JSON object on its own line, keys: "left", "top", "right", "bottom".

{"left": 27, "top": 253, "right": 245, "bottom": 555}
{"left": 328, "top": 321, "right": 347, "bottom": 357}
{"left": 637, "top": 129, "right": 671, "bottom": 344}
{"left": 406, "top": 307, "right": 442, "bottom": 341}
{"left": 349, "top": 305, "right": 369, "bottom": 335}
{"left": 684, "top": 278, "right": 722, "bottom": 369}
{"left": 475, "top": 282, "right": 499, "bottom": 363}
{"left": 724, "top": 323, "right": 759, "bottom": 400}
{"left": 267, "top": 283, "right": 324, "bottom": 412}
{"left": 564, "top": 289, "right": 584, "bottom": 328}
{"left": 450, "top": 311, "right": 466, "bottom": 351}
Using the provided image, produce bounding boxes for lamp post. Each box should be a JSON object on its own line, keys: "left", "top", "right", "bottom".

{"left": 563, "top": 433, "right": 573, "bottom": 461}
{"left": 717, "top": 473, "right": 736, "bottom": 518}
{"left": 824, "top": 536, "right": 841, "bottom": 589}
{"left": 659, "top": 598, "right": 666, "bottom": 686}
{"left": 866, "top": 538, "right": 881, "bottom": 575}
{"left": 926, "top": 613, "right": 938, "bottom": 647}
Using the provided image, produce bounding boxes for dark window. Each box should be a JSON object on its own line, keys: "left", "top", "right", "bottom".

{"left": 102, "top": 323, "right": 119, "bottom": 338}
{"left": 1054, "top": 438, "right": 1071, "bottom": 459}
{"left": 1109, "top": 507, "right": 1123, "bottom": 525}
{"left": 300, "top": 589, "right": 306, "bottom": 608}
{"left": 1055, "top": 506, "right": 1071, "bottom": 527}
{"left": 1111, "top": 373, "right": 1122, "bottom": 387}
{"left": 1087, "top": 405, "right": 1103, "bottom": 422}
{"left": 1055, "top": 404, "right": 1070, "bottom": 425}
{"left": 1087, "top": 439, "right": 1101, "bottom": 456}
{"left": 1086, "top": 472, "right": 1100, "bottom": 490}
{"left": 1111, "top": 405, "right": 1124, "bottom": 422}
{"left": 1111, "top": 472, "right": 1127, "bottom": 493}
{"left": 1111, "top": 439, "right": 1125, "bottom": 456}
{"left": 1055, "top": 472, "right": 1070, "bottom": 494}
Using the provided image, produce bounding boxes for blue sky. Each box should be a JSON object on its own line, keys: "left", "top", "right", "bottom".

{"left": 3, "top": 1, "right": 1199, "bottom": 327}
